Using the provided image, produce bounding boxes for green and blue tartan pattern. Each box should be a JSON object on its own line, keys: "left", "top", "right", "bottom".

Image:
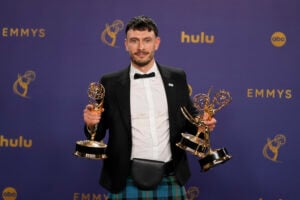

{"left": 108, "top": 176, "right": 187, "bottom": 200}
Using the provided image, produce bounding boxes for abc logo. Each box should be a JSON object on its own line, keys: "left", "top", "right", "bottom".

{"left": 271, "top": 32, "right": 286, "bottom": 47}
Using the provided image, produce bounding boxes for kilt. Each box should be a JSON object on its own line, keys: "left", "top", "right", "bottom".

{"left": 108, "top": 176, "right": 187, "bottom": 200}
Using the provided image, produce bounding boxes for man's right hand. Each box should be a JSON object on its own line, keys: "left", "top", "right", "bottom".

{"left": 83, "top": 104, "right": 103, "bottom": 129}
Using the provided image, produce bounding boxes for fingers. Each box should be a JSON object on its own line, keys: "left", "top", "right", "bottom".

{"left": 202, "top": 112, "right": 210, "bottom": 121}
{"left": 83, "top": 104, "right": 103, "bottom": 127}
{"left": 86, "top": 104, "right": 94, "bottom": 111}
{"left": 203, "top": 117, "right": 217, "bottom": 126}
{"left": 202, "top": 112, "right": 217, "bottom": 132}
{"left": 204, "top": 118, "right": 217, "bottom": 132}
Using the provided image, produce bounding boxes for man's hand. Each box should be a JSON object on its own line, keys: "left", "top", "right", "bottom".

{"left": 83, "top": 104, "right": 103, "bottom": 130}
{"left": 202, "top": 112, "right": 217, "bottom": 132}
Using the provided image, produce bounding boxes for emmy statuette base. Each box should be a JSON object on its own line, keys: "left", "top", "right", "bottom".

{"left": 199, "top": 148, "right": 232, "bottom": 172}
{"left": 74, "top": 140, "right": 107, "bottom": 160}
{"left": 176, "top": 133, "right": 208, "bottom": 157}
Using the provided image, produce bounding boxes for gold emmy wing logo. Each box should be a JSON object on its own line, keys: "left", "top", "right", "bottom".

{"left": 186, "top": 186, "right": 200, "bottom": 200}
{"left": 2, "top": 187, "right": 17, "bottom": 200}
{"left": 263, "top": 134, "right": 287, "bottom": 162}
{"left": 101, "top": 19, "right": 124, "bottom": 48}
{"left": 271, "top": 32, "right": 287, "bottom": 47}
{"left": 13, "top": 70, "right": 36, "bottom": 98}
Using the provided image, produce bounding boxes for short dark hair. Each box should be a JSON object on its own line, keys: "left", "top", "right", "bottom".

{"left": 125, "top": 15, "right": 158, "bottom": 37}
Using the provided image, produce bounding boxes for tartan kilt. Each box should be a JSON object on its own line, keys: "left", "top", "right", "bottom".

{"left": 108, "top": 176, "right": 187, "bottom": 200}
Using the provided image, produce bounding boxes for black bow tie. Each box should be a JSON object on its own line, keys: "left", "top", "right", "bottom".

{"left": 134, "top": 72, "right": 155, "bottom": 79}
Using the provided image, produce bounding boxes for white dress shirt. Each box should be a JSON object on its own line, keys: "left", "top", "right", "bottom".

{"left": 130, "top": 63, "right": 172, "bottom": 162}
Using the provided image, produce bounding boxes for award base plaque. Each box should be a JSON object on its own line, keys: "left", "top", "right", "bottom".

{"left": 74, "top": 140, "right": 107, "bottom": 160}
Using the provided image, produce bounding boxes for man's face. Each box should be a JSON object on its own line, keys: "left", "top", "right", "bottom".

{"left": 125, "top": 29, "right": 160, "bottom": 70}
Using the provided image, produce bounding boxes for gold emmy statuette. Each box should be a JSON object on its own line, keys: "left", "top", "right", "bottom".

{"left": 176, "top": 106, "right": 209, "bottom": 158}
{"left": 176, "top": 87, "right": 232, "bottom": 171}
{"left": 74, "top": 82, "right": 107, "bottom": 160}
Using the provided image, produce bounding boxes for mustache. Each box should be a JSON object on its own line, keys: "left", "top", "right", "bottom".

{"left": 135, "top": 50, "right": 148, "bottom": 55}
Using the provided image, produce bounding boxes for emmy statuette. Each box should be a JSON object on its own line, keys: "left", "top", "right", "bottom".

{"left": 176, "top": 87, "right": 232, "bottom": 171}
{"left": 74, "top": 82, "right": 107, "bottom": 160}
{"left": 176, "top": 107, "right": 209, "bottom": 158}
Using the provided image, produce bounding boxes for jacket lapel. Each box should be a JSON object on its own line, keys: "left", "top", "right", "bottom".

{"left": 115, "top": 67, "right": 132, "bottom": 134}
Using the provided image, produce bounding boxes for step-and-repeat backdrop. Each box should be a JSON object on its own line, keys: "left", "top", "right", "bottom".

{"left": 1, "top": 0, "right": 299, "bottom": 199}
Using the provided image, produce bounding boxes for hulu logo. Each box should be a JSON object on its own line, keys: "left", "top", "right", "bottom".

{"left": 181, "top": 31, "right": 214, "bottom": 44}
{"left": 0, "top": 135, "right": 32, "bottom": 148}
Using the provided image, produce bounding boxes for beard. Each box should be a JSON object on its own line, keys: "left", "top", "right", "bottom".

{"left": 130, "top": 50, "right": 154, "bottom": 68}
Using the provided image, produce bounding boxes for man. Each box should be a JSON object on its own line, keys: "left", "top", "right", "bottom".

{"left": 83, "top": 15, "right": 217, "bottom": 199}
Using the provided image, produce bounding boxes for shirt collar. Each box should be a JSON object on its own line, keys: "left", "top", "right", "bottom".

{"left": 130, "top": 62, "right": 159, "bottom": 79}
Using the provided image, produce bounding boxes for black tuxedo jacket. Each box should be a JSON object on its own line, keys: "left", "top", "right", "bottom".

{"left": 85, "top": 63, "right": 197, "bottom": 193}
